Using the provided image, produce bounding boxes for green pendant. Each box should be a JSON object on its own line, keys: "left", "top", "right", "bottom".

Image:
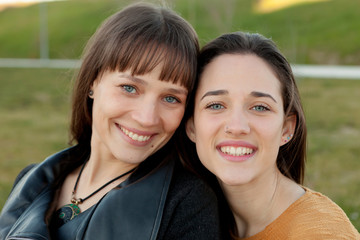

{"left": 52, "top": 203, "right": 81, "bottom": 228}
{"left": 57, "top": 203, "right": 81, "bottom": 222}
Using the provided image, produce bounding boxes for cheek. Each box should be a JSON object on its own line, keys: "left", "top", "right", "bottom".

{"left": 93, "top": 89, "right": 117, "bottom": 110}
{"left": 92, "top": 96, "right": 125, "bottom": 130}
{"left": 254, "top": 119, "right": 284, "bottom": 145}
{"left": 194, "top": 133, "right": 218, "bottom": 178}
{"left": 196, "top": 143, "right": 211, "bottom": 165}
{"left": 92, "top": 102, "right": 115, "bottom": 126}
{"left": 193, "top": 115, "right": 218, "bottom": 157}
{"left": 195, "top": 113, "right": 222, "bottom": 136}
{"left": 162, "top": 108, "right": 185, "bottom": 132}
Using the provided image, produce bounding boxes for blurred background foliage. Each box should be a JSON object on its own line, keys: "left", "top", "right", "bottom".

{"left": 0, "top": 0, "right": 359, "bottom": 231}
{"left": 1, "top": 0, "right": 360, "bottom": 64}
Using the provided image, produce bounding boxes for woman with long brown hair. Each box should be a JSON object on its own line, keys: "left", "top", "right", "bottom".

{"left": 181, "top": 31, "right": 359, "bottom": 239}
{"left": 0, "top": 3, "right": 221, "bottom": 239}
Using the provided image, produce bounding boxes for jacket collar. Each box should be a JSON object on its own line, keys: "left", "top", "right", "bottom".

{"left": 0, "top": 146, "right": 175, "bottom": 240}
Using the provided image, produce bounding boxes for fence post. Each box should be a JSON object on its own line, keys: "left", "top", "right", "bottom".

{"left": 39, "top": 2, "right": 49, "bottom": 59}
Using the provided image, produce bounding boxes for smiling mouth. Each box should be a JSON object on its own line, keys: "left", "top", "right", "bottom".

{"left": 120, "top": 126, "right": 151, "bottom": 142}
{"left": 220, "top": 146, "right": 254, "bottom": 156}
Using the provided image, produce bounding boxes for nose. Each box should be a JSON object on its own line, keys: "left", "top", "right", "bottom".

{"left": 132, "top": 100, "right": 160, "bottom": 127}
{"left": 225, "top": 109, "right": 250, "bottom": 136}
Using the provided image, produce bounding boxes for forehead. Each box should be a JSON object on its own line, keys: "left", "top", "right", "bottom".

{"left": 198, "top": 54, "right": 281, "bottom": 99}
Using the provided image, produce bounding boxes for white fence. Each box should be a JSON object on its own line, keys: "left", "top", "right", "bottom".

{"left": 292, "top": 64, "right": 360, "bottom": 80}
{"left": 0, "top": 58, "right": 80, "bottom": 69}
{"left": 1, "top": 58, "right": 360, "bottom": 80}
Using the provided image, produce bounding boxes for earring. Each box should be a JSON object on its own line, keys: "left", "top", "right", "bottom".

{"left": 89, "top": 90, "right": 93, "bottom": 97}
{"left": 285, "top": 134, "right": 293, "bottom": 142}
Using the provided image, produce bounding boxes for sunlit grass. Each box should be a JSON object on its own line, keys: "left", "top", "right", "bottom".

{"left": 255, "top": 0, "right": 330, "bottom": 13}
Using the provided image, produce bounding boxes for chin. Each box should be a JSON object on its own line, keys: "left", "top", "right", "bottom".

{"left": 112, "top": 151, "right": 148, "bottom": 165}
{"left": 219, "top": 178, "right": 245, "bottom": 187}
{"left": 217, "top": 171, "right": 253, "bottom": 187}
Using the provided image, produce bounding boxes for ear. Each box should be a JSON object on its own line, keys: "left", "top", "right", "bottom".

{"left": 186, "top": 117, "right": 196, "bottom": 143}
{"left": 89, "top": 88, "right": 94, "bottom": 99}
{"left": 89, "top": 78, "right": 100, "bottom": 99}
{"left": 280, "top": 114, "right": 296, "bottom": 146}
{"left": 88, "top": 82, "right": 95, "bottom": 99}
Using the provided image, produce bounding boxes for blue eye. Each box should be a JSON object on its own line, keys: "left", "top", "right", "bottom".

{"left": 122, "top": 85, "right": 136, "bottom": 94}
{"left": 253, "top": 105, "right": 269, "bottom": 112}
{"left": 164, "top": 96, "right": 179, "bottom": 104}
{"left": 207, "top": 103, "right": 224, "bottom": 110}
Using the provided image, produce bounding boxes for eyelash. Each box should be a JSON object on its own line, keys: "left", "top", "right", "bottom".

{"left": 205, "top": 102, "right": 224, "bottom": 110}
{"left": 121, "top": 84, "right": 137, "bottom": 94}
{"left": 252, "top": 104, "right": 270, "bottom": 112}
{"left": 205, "top": 102, "right": 270, "bottom": 112}
{"left": 164, "top": 96, "right": 181, "bottom": 104}
{"left": 121, "top": 85, "right": 181, "bottom": 104}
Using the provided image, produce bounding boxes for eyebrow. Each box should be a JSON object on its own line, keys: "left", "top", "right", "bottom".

{"left": 200, "top": 89, "right": 229, "bottom": 100}
{"left": 200, "top": 89, "right": 277, "bottom": 103}
{"left": 250, "top": 91, "right": 277, "bottom": 103}
{"left": 119, "top": 73, "right": 147, "bottom": 85}
{"left": 168, "top": 88, "right": 188, "bottom": 96}
{"left": 119, "top": 73, "right": 188, "bottom": 96}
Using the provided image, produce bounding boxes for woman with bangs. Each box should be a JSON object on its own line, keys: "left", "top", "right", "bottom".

{"left": 0, "top": 3, "right": 221, "bottom": 240}
{"left": 179, "top": 31, "right": 359, "bottom": 239}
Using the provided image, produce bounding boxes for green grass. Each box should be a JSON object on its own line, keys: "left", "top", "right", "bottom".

{"left": 0, "top": 0, "right": 131, "bottom": 59}
{"left": 299, "top": 78, "right": 360, "bottom": 230}
{"left": 0, "top": 68, "right": 71, "bottom": 202}
{"left": 1, "top": 0, "right": 360, "bottom": 64}
{"left": 0, "top": 69, "right": 359, "bottom": 231}
{"left": 0, "top": 0, "right": 359, "bottom": 232}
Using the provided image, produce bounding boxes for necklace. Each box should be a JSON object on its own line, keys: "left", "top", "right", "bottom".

{"left": 53, "top": 160, "right": 136, "bottom": 226}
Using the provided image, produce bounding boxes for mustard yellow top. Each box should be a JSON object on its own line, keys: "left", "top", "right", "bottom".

{"left": 236, "top": 187, "right": 360, "bottom": 240}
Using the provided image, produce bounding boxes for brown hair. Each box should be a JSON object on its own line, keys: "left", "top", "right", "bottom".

{"left": 177, "top": 32, "right": 307, "bottom": 237}
{"left": 182, "top": 31, "right": 306, "bottom": 184}
{"left": 69, "top": 2, "right": 199, "bottom": 152}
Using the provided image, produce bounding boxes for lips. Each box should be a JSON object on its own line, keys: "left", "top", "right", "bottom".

{"left": 217, "top": 141, "right": 256, "bottom": 161}
{"left": 220, "top": 146, "right": 253, "bottom": 156}
{"left": 119, "top": 126, "right": 152, "bottom": 142}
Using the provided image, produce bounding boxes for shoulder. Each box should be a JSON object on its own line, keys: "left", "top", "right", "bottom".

{"left": 296, "top": 187, "right": 354, "bottom": 221}
{"left": 13, "top": 164, "right": 37, "bottom": 187}
{"left": 168, "top": 161, "right": 217, "bottom": 204}
{"left": 157, "top": 161, "right": 221, "bottom": 240}
{"left": 279, "top": 187, "right": 360, "bottom": 239}
{"left": 9, "top": 163, "right": 39, "bottom": 195}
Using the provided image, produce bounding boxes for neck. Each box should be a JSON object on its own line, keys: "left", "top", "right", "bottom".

{"left": 84, "top": 150, "right": 138, "bottom": 185}
{"left": 220, "top": 170, "right": 304, "bottom": 238}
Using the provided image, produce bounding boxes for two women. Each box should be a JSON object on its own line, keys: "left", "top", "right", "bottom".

{"left": 2, "top": 4, "right": 358, "bottom": 238}
{"left": 0, "top": 3, "right": 221, "bottom": 239}
{"left": 182, "top": 32, "right": 359, "bottom": 239}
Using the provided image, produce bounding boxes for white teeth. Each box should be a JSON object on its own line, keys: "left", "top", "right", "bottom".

{"left": 220, "top": 146, "right": 253, "bottom": 156}
{"left": 120, "top": 127, "right": 151, "bottom": 142}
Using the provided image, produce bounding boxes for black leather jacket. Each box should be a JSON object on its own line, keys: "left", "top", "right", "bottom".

{"left": 0, "top": 146, "right": 192, "bottom": 240}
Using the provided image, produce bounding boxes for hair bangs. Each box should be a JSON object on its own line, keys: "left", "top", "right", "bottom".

{"left": 104, "top": 32, "right": 194, "bottom": 91}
